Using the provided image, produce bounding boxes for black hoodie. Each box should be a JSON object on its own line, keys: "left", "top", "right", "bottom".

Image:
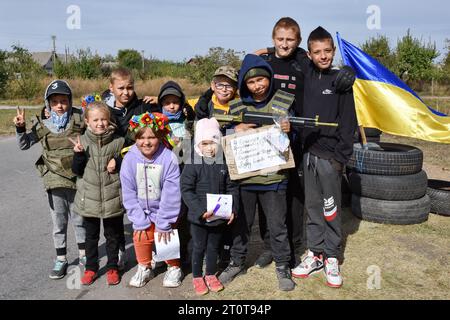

{"left": 302, "top": 61, "right": 357, "bottom": 165}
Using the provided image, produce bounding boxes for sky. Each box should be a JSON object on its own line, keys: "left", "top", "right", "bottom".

{"left": 0, "top": 0, "right": 448, "bottom": 63}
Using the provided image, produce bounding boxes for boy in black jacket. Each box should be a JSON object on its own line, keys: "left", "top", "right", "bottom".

{"left": 181, "top": 118, "right": 238, "bottom": 295}
{"left": 291, "top": 27, "right": 357, "bottom": 288}
{"left": 102, "top": 67, "right": 159, "bottom": 270}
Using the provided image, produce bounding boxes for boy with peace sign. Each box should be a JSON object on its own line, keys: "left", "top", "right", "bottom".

{"left": 13, "top": 79, "right": 87, "bottom": 280}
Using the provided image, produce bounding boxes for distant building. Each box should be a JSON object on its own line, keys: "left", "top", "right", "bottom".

{"left": 31, "top": 51, "right": 75, "bottom": 75}
{"left": 31, "top": 52, "right": 56, "bottom": 74}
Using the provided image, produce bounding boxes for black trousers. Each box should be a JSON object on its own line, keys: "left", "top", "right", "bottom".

{"left": 83, "top": 215, "right": 124, "bottom": 272}
{"left": 190, "top": 223, "right": 224, "bottom": 278}
{"left": 231, "top": 189, "right": 291, "bottom": 266}
{"left": 260, "top": 168, "right": 305, "bottom": 266}
{"left": 303, "top": 153, "right": 342, "bottom": 258}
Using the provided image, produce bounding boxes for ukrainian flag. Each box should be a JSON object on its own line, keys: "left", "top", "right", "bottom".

{"left": 336, "top": 33, "right": 450, "bottom": 144}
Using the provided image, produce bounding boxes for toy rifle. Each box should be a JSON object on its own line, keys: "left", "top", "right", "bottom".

{"left": 214, "top": 111, "right": 338, "bottom": 128}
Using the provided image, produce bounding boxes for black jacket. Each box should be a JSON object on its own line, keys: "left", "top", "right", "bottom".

{"left": 102, "top": 90, "right": 160, "bottom": 145}
{"left": 302, "top": 61, "right": 357, "bottom": 165}
{"left": 181, "top": 154, "right": 239, "bottom": 227}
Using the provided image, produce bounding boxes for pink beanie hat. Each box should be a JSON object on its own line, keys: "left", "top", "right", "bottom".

{"left": 194, "top": 118, "right": 222, "bottom": 156}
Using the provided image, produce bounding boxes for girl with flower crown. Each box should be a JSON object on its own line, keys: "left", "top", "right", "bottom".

{"left": 120, "top": 112, "right": 184, "bottom": 288}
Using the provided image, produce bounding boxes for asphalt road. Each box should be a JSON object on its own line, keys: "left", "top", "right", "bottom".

{"left": 0, "top": 135, "right": 196, "bottom": 300}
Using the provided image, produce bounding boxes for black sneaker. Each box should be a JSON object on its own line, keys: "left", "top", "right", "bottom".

{"left": 254, "top": 251, "right": 273, "bottom": 268}
{"left": 276, "top": 264, "right": 295, "bottom": 291}
{"left": 49, "top": 260, "right": 68, "bottom": 280}
{"left": 218, "top": 261, "right": 246, "bottom": 284}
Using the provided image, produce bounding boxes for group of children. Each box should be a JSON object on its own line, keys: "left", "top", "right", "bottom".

{"left": 14, "top": 17, "right": 357, "bottom": 295}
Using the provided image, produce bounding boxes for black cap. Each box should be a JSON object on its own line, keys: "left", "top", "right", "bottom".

{"left": 44, "top": 80, "right": 73, "bottom": 109}
{"left": 45, "top": 80, "right": 72, "bottom": 100}
{"left": 159, "top": 87, "right": 182, "bottom": 100}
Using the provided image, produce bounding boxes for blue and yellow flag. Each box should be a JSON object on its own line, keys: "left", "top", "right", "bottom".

{"left": 336, "top": 33, "right": 450, "bottom": 144}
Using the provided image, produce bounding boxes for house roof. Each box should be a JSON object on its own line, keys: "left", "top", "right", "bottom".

{"left": 31, "top": 52, "right": 55, "bottom": 66}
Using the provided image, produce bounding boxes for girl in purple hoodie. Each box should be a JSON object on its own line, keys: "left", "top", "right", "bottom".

{"left": 120, "top": 112, "right": 183, "bottom": 288}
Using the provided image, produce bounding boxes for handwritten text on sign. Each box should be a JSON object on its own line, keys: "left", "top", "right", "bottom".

{"left": 230, "top": 128, "right": 289, "bottom": 174}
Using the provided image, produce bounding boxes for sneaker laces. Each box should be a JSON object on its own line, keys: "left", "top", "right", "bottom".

{"left": 205, "top": 275, "right": 221, "bottom": 287}
{"left": 326, "top": 259, "right": 340, "bottom": 276}
{"left": 53, "top": 260, "right": 66, "bottom": 271}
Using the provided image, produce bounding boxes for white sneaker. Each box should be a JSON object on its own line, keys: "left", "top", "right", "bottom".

{"left": 291, "top": 250, "right": 324, "bottom": 278}
{"left": 163, "top": 266, "right": 183, "bottom": 288}
{"left": 324, "top": 258, "right": 343, "bottom": 288}
{"left": 118, "top": 250, "right": 128, "bottom": 271}
{"left": 129, "top": 264, "right": 152, "bottom": 288}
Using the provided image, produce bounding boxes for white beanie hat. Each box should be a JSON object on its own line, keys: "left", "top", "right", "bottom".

{"left": 194, "top": 118, "right": 222, "bottom": 156}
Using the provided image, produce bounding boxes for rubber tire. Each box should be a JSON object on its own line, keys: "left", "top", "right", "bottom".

{"left": 348, "top": 170, "right": 428, "bottom": 201}
{"left": 427, "top": 179, "right": 450, "bottom": 216}
{"left": 364, "top": 127, "right": 382, "bottom": 137}
{"left": 351, "top": 194, "right": 430, "bottom": 225}
{"left": 347, "top": 142, "right": 423, "bottom": 176}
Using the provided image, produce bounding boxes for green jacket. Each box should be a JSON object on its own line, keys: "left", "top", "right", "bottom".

{"left": 74, "top": 129, "right": 125, "bottom": 219}
{"left": 32, "top": 108, "right": 85, "bottom": 190}
{"left": 228, "top": 90, "right": 294, "bottom": 186}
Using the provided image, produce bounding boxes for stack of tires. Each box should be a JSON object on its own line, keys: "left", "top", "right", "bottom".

{"left": 427, "top": 180, "right": 450, "bottom": 217}
{"left": 347, "top": 142, "right": 430, "bottom": 225}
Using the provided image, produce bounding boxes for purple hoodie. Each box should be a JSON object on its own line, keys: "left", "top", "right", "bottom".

{"left": 120, "top": 143, "right": 181, "bottom": 232}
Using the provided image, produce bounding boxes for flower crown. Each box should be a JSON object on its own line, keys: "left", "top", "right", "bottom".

{"left": 81, "top": 93, "right": 102, "bottom": 111}
{"left": 129, "top": 112, "right": 175, "bottom": 149}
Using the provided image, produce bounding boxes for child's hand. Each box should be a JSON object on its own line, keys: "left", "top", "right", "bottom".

{"left": 68, "top": 135, "right": 84, "bottom": 153}
{"left": 254, "top": 48, "right": 269, "bottom": 56}
{"left": 227, "top": 213, "right": 235, "bottom": 225}
{"left": 280, "top": 118, "right": 291, "bottom": 133}
{"left": 143, "top": 96, "right": 158, "bottom": 104}
{"left": 157, "top": 230, "right": 175, "bottom": 245}
{"left": 107, "top": 158, "right": 116, "bottom": 173}
{"left": 13, "top": 107, "right": 26, "bottom": 127}
{"left": 202, "top": 211, "right": 213, "bottom": 220}
{"left": 44, "top": 108, "right": 50, "bottom": 119}
{"left": 234, "top": 123, "right": 257, "bottom": 132}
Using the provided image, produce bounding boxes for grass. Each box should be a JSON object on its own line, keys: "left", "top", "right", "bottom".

{"left": 210, "top": 209, "right": 449, "bottom": 300}
{"left": 0, "top": 108, "right": 41, "bottom": 135}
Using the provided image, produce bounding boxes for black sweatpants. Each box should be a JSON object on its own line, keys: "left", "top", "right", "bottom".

{"left": 83, "top": 216, "right": 124, "bottom": 272}
{"left": 230, "top": 189, "right": 291, "bottom": 267}
{"left": 260, "top": 168, "right": 305, "bottom": 266}
{"left": 190, "top": 223, "right": 224, "bottom": 278}
{"left": 303, "top": 152, "right": 342, "bottom": 258}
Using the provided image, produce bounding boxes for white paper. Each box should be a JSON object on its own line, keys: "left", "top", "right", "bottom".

{"left": 153, "top": 229, "right": 180, "bottom": 262}
{"left": 206, "top": 193, "right": 233, "bottom": 222}
{"left": 230, "top": 127, "right": 290, "bottom": 174}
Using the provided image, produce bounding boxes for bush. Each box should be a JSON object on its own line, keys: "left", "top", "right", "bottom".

{"left": 187, "top": 47, "right": 244, "bottom": 84}
{"left": 0, "top": 50, "right": 8, "bottom": 98}
{"left": 53, "top": 48, "right": 102, "bottom": 79}
{"left": 5, "top": 45, "right": 45, "bottom": 101}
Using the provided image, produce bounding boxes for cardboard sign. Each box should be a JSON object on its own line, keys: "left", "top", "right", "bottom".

{"left": 222, "top": 125, "right": 295, "bottom": 180}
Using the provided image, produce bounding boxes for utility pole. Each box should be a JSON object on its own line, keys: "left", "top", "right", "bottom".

{"left": 141, "top": 50, "right": 145, "bottom": 72}
{"left": 51, "top": 35, "right": 56, "bottom": 60}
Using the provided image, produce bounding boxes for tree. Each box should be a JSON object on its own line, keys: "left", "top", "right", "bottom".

{"left": 188, "top": 47, "right": 244, "bottom": 84}
{"left": 361, "top": 35, "right": 396, "bottom": 70}
{"left": 5, "top": 45, "right": 45, "bottom": 100}
{"left": 394, "top": 29, "right": 440, "bottom": 82}
{"left": 0, "top": 50, "right": 8, "bottom": 97}
{"left": 53, "top": 48, "right": 102, "bottom": 79}
{"left": 117, "top": 49, "right": 142, "bottom": 70}
{"left": 442, "top": 39, "right": 450, "bottom": 75}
